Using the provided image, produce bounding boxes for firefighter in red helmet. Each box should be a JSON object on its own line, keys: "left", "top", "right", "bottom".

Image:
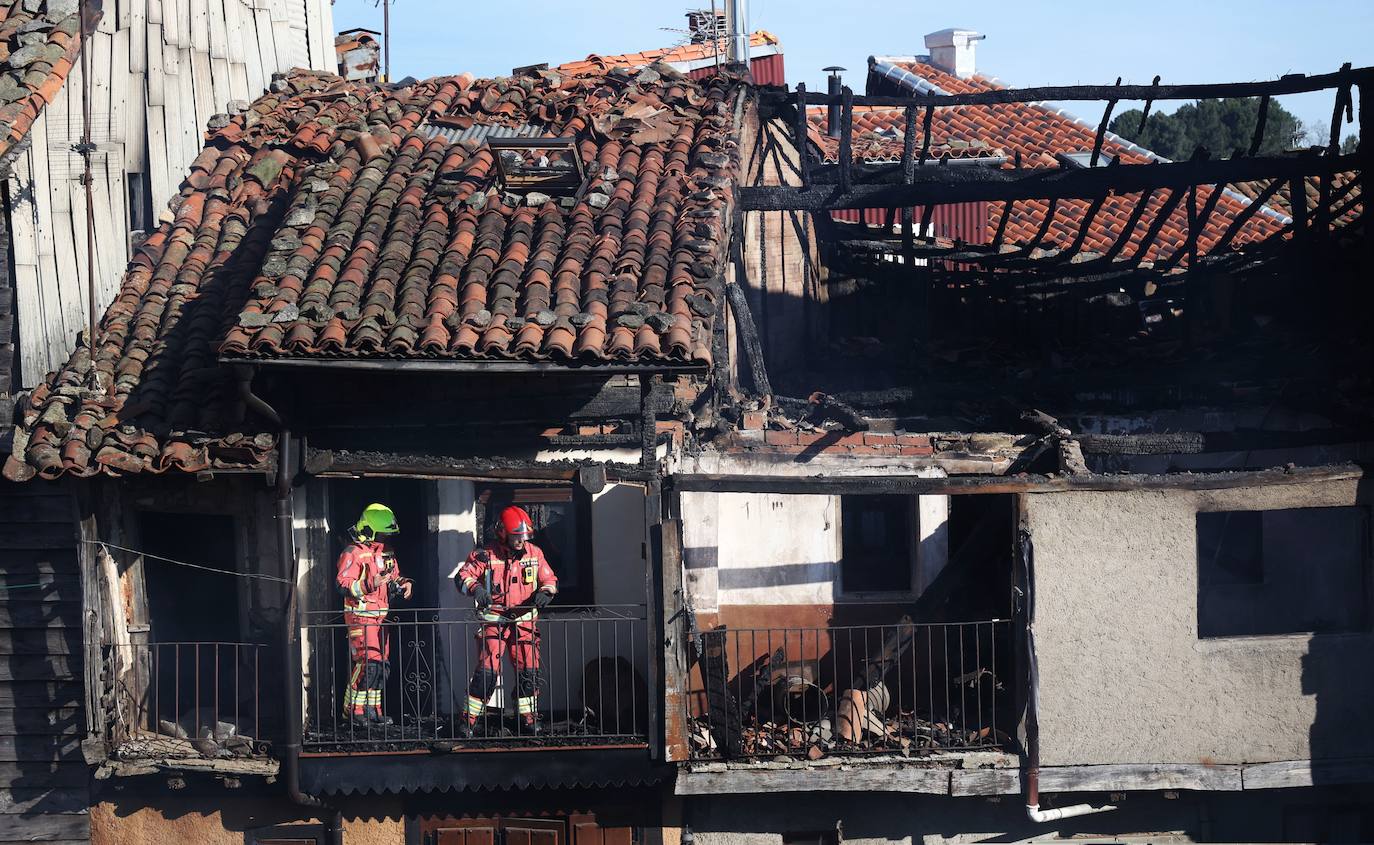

{"left": 454, "top": 505, "right": 557, "bottom": 736}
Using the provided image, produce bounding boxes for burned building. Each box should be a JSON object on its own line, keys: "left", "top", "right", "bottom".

{"left": 1, "top": 18, "right": 1372, "bottom": 845}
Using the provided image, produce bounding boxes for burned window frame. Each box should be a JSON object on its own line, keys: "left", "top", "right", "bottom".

{"left": 835, "top": 493, "right": 920, "bottom": 600}
{"left": 490, "top": 137, "right": 587, "bottom": 197}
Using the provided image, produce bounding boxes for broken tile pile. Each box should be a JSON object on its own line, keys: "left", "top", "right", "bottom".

{"left": 5, "top": 60, "right": 743, "bottom": 479}
{"left": 810, "top": 60, "right": 1289, "bottom": 262}
{"left": 0, "top": 0, "right": 93, "bottom": 162}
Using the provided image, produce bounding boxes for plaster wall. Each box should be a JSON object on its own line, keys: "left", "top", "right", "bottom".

{"left": 1024, "top": 478, "right": 1374, "bottom": 766}
{"left": 684, "top": 785, "right": 1374, "bottom": 844}
{"left": 680, "top": 489, "right": 947, "bottom": 612}
{"left": 91, "top": 794, "right": 403, "bottom": 845}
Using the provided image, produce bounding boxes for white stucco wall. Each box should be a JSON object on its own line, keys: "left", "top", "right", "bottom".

{"left": 1024, "top": 479, "right": 1374, "bottom": 766}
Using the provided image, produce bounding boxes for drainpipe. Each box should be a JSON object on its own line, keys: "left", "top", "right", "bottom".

{"left": 1019, "top": 529, "right": 1117, "bottom": 824}
{"left": 238, "top": 367, "right": 344, "bottom": 845}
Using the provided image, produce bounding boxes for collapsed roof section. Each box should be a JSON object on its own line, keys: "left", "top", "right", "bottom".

{"left": 5, "top": 62, "right": 745, "bottom": 480}
{"left": 803, "top": 56, "right": 1292, "bottom": 261}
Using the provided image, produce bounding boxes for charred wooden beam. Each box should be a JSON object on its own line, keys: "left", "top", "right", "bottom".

{"left": 1249, "top": 94, "right": 1271, "bottom": 157}
{"left": 724, "top": 282, "right": 773, "bottom": 398}
{"left": 738, "top": 151, "right": 1359, "bottom": 211}
{"left": 1132, "top": 75, "right": 1162, "bottom": 145}
{"left": 838, "top": 86, "right": 854, "bottom": 194}
{"left": 1077, "top": 432, "right": 1206, "bottom": 455}
{"left": 1089, "top": 78, "right": 1122, "bottom": 167}
{"left": 667, "top": 463, "right": 1364, "bottom": 496}
{"left": 794, "top": 82, "right": 811, "bottom": 188}
{"left": 772, "top": 66, "right": 1374, "bottom": 109}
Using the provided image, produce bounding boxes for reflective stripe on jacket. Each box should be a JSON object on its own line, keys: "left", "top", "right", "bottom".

{"left": 336, "top": 541, "right": 402, "bottom": 616}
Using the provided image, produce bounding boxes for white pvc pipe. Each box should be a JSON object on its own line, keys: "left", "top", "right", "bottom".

{"left": 1025, "top": 802, "right": 1119, "bottom": 823}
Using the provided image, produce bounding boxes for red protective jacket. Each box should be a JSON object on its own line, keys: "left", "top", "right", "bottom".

{"left": 336, "top": 540, "right": 404, "bottom": 617}
{"left": 456, "top": 540, "right": 558, "bottom": 622}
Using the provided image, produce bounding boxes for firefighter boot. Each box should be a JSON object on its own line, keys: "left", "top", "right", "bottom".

{"left": 456, "top": 716, "right": 476, "bottom": 739}
{"left": 521, "top": 714, "right": 544, "bottom": 736}
{"left": 365, "top": 705, "right": 393, "bottom": 728}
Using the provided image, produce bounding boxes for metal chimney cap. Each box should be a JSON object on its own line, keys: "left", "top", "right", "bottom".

{"left": 823, "top": 66, "right": 847, "bottom": 75}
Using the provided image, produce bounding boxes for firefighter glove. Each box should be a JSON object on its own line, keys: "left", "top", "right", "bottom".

{"left": 534, "top": 590, "right": 553, "bottom": 609}
{"left": 471, "top": 584, "right": 492, "bottom": 610}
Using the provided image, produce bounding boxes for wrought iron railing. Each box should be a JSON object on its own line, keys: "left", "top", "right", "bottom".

{"left": 105, "top": 641, "right": 268, "bottom": 759}
{"left": 301, "top": 605, "right": 649, "bottom": 751}
{"left": 685, "top": 620, "right": 1011, "bottom": 760}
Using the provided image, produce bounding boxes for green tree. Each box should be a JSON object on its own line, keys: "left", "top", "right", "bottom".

{"left": 1110, "top": 97, "right": 1304, "bottom": 160}
{"left": 1342, "top": 134, "right": 1360, "bottom": 155}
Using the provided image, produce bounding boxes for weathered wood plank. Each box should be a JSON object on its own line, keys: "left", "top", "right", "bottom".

{"left": 950, "top": 767, "right": 1021, "bottom": 796}
{"left": 0, "top": 549, "right": 81, "bottom": 576}
{"left": 0, "top": 681, "right": 82, "bottom": 710}
{"left": 0, "top": 655, "right": 79, "bottom": 681}
{"left": 674, "top": 766, "right": 952, "bottom": 795}
{"left": 0, "top": 603, "right": 82, "bottom": 630}
{"left": 0, "top": 788, "right": 89, "bottom": 815}
{"left": 0, "top": 809, "right": 90, "bottom": 841}
{"left": 1038, "top": 763, "right": 1243, "bottom": 793}
{"left": 1242, "top": 758, "right": 1374, "bottom": 790}
{"left": 0, "top": 706, "right": 82, "bottom": 735}
{"left": 0, "top": 629, "right": 83, "bottom": 657}
{"left": 0, "top": 523, "right": 77, "bottom": 550}
{"left": 0, "top": 494, "right": 77, "bottom": 524}
{"left": 0, "top": 734, "right": 83, "bottom": 764}
{"left": 0, "top": 761, "right": 87, "bottom": 790}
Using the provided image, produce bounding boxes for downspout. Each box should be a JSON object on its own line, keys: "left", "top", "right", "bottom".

{"left": 237, "top": 368, "right": 344, "bottom": 845}
{"left": 1019, "top": 528, "right": 1117, "bottom": 824}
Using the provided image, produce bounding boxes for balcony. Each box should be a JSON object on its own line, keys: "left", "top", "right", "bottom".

{"left": 301, "top": 605, "right": 650, "bottom": 752}
{"left": 104, "top": 641, "right": 275, "bottom": 776}
{"left": 683, "top": 619, "right": 1012, "bottom": 760}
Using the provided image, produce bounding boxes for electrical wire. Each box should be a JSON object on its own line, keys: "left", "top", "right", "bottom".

{"left": 84, "top": 540, "right": 292, "bottom": 584}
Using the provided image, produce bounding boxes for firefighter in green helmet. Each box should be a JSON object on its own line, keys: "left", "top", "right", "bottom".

{"left": 335, "top": 503, "right": 412, "bottom": 726}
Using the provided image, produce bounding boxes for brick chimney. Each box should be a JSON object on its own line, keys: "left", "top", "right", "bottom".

{"left": 924, "top": 28, "right": 984, "bottom": 79}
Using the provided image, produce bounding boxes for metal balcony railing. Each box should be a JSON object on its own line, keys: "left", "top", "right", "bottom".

{"left": 106, "top": 641, "right": 268, "bottom": 759}
{"left": 302, "top": 605, "right": 649, "bottom": 751}
{"left": 685, "top": 620, "right": 1011, "bottom": 760}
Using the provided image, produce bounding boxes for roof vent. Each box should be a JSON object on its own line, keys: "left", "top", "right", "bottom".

{"left": 686, "top": 9, "right": 728, "bottom": 44}
{"left": 923, "top": 28, "right": 984, "bottom": 79}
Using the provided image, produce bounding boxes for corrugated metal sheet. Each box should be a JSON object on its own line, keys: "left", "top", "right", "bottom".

{"left": 687, "top": 53, "right": 785, "bottom": 86}
{"left": 830, "top": 201, "right": 988, "bottom": 244}
{"left": 420, "top": 121, "right": 544, "bottom": 145}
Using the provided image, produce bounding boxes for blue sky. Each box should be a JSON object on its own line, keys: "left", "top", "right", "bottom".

{"left": 334, "top": 0, "right": 1372, "bottom": 142}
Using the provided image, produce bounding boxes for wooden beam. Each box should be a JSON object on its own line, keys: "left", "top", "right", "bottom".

{"left": 1038, "top": 762, "right": 1243, "bottom": 792}
{"left": 1241, "top": 758, "right": 1374, "bottom": 790}
{"left": 778, "top": 66, "right": 1374, "bottom": 109}
{"left": 738, "top": 151, "right": 1357, "bottom": 211}
{"left": 667, "top": 463, "right": 1364, "bottom": 496}
{"left": 723, "top": 283, "right": 771, "bottom": 397}
{"left": 675, "top": 765, "right": 952, "bottom": 795}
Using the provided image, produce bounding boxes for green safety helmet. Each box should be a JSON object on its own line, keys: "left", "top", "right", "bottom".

{"left": 354, "top": 503, "right": 399, "bottom": 541}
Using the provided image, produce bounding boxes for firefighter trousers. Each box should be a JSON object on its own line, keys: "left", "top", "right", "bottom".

{"left": 344, "top": 611, "right": 390, "bottom": 716}
{"left": 464, "top": 619, "right": 541, "bottom": 719}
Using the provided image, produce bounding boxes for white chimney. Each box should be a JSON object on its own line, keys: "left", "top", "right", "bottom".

{"left": 924, "top": 28, "right": 985, "bottom": 79}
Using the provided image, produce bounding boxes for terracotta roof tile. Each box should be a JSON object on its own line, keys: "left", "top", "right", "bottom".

{"left": 818, "top": 60, "right": 1289, "bottom": 260}
{"left": 556, "top": 31, "right": 778, "bottom": 78}
{"left": 6, "top": 62, "right": 743, "bottom": 480}
{"left": 0, "top": 0, "right": 99, "bottom": 160}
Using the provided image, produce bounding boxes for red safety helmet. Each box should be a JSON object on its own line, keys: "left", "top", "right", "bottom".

{"left": 498, "top": 506, "right": 534, "bottom": 541}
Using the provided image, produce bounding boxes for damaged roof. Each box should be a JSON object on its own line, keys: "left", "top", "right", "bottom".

{"left": 5, "top": 62, "right": 743, "bottom": 480}
{"left": 0, "top": 0, "right": 99, "bottom": 164}
{"left": 810, "top": 57, "right": 1290, "bottom": 260}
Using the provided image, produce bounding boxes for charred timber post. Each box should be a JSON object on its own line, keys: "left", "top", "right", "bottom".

{"left": 1132, "top": 75, "right": 1161, "bottom": 146}
{"left": 1249, "top": 95, "right": 1271, "bottom": 157}
{"left": 737, "top": 150, "right": 1363, "bottom": 211}
{"left": 724, "top": 283, "right": 773, "bottom": 398}
{"left": 794, "top": 83, "right": 811, "bottom": 188}
{"left": 1088, "top": 77, "right": 1121, "bottom": 168}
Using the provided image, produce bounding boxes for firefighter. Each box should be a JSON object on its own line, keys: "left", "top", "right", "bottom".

{"left": 454, "top": 506, "right": 557, "bottom": 736}
{"left": 335, "top": 503, "right": 412, "bottom": 727}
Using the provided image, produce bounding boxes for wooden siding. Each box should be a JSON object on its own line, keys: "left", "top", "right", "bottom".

{"left": 9, "top": 0, "right": 334, "bottom": 390}
{"left": 0, "top": 481, "right": 88, "bottom": 845}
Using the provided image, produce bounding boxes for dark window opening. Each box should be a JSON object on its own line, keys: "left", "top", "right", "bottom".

{"left": 476, "top": 484, "right": 594, "bottom": 605}
{"left": 840, "top": 494, "right": 915, "bottom": 595}
{"left": 1197, "top": 506, "right": 1370, "bottom": 638}
{"left": 140, "top": 511, "right": 239, "bottom": 644}
{"left": 128, "top": 172, "right": 152, "bottom": 235}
